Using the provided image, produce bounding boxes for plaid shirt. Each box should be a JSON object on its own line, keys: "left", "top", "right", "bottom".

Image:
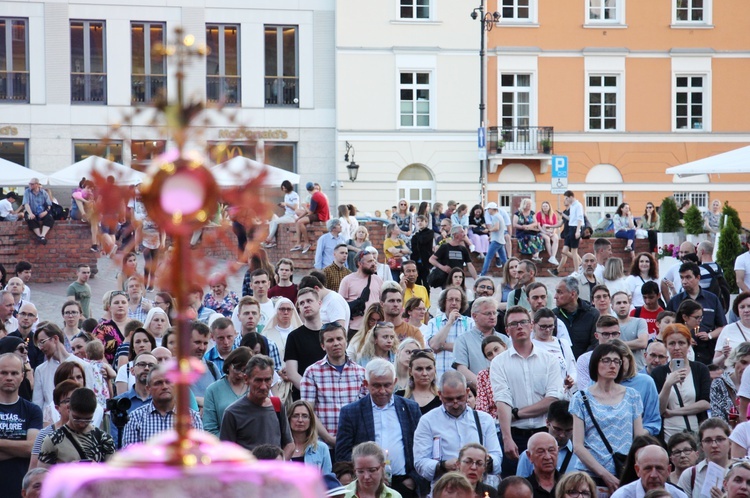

{"left": 121, "top": 401, "right": 203, "bottom": 447}
{"left": 323, "top": 263, "right": 351, "bottom": 293}
{"left": 127, "top": 298, "right": 152, "bottom": 323}
{"left": 300, "top": 356, "right": 367, "bottom": 436}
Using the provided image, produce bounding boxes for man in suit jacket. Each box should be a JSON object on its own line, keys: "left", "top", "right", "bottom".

{"left": 336, "top": 358, "right": 422, "bottom": 498}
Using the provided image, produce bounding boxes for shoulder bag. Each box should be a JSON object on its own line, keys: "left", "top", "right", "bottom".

{"left": 581, "top": 391, "right": 627, "bottom": 477}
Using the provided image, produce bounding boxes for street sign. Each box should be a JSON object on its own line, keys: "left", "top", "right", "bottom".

{"left": 551, "top": 155, "right": 568, "bottom": 194}
{"left": 478, "top": 127, "right": 486, "bottom": 149}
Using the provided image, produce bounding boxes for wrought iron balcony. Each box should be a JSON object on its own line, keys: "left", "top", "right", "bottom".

{"left": 206, "top": 75, "right": 241, "bottom": 105}
{"left": 131, "top": 74, "right": 166, "bottom": 104}
{"left": 488, "top": 126, "right": 554, "bottom": 155}
{"left": 0, "top": 71, "right": 29, "bottom": 102}
{"left": 71, "top": 73, "right": 107, "bottom": 104}
{"left": 264, "top": 76, "right": 299, "bottom": 106}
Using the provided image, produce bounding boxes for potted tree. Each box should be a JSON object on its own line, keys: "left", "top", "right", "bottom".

{"left": 540, "top": 139, "right": 552, "bottom": 154}
{"left": 496, "top": 139, "right": 505, "bottom": 154}
{"left": 657, "top": 196, "right": 685, "bottom": 249}
{"left": 683, "top": 204, "right": 707, "bottom": 245}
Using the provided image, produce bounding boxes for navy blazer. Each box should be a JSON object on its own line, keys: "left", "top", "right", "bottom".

{"left": 336, "top": 394, "right": 422, "bottom": 479}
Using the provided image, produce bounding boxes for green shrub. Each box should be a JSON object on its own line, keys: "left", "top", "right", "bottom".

{"left": 659, "top": 197, "right": 681, "bottom": 232}
{"left": 683, "top": 205, "right": 704, "bottom": 235}
{"left": 717, "top": 217, "right": 743, "bottom": 293}
{"left": 719, "top": 201, "right": 742, "bottom": 231}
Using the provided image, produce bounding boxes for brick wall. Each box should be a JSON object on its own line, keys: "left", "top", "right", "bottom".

{"left": 200, "top": 221, "right": 388, "bottom": 271}
{"left": 0, "top": 220, "right": 99, "bottom": 283}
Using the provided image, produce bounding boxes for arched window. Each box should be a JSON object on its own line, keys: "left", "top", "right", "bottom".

{"left": 585, "top": 164, "right": 623, "bottom": 225}
{"left": 397, "top": 163, "right": 435, "bottom": 208}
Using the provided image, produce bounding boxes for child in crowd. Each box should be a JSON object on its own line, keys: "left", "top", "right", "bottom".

{"left": 85, "top": 340, "right": 117, "bottom": 409}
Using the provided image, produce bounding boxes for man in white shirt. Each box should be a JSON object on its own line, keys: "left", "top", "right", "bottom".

{"left": 661, "top": 242, "right": 697, "bottom": 301}
{"left": 551, "top": 191, "right": 584, "bottom": 276}
{"left": 492, "top": 305, "right": 562, "bottom": 477}
{"left": 0, "top": 192, "right": 19, "bottom": 221}
{"left": 612, "top": 445, "right": 687, "bottom": 498}
{"left": 298, "top": 275, "right": 350, "bottom": 330}
{"left": 0, "top": 290, "right": 18, "bottom": 333}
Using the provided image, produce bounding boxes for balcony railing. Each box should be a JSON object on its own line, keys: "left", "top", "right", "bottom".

{"left": 264, "top": 76, "right": 299, "bottom": 106}
{"left": 206, "top": 75, "right": 240, "bottom": 105}
{"left": 488, "top": 126, "right": 554, "bottom": 155}
{"left": 0, "top": 71, "right": 29, "bottom": 102}
{"left": 131, "top": 74, "right": 166, "bottom": 104}
{"left": 71, "top": 73, "right": 107, "bottom": 104}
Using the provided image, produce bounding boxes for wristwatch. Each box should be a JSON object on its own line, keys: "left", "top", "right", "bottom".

{"left": 512, "top": 407, "right": 520, "bottom": 420}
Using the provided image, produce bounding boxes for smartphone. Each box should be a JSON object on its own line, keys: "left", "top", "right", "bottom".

{"left": 671, "top": 358, "right": 685, "bottom": 371}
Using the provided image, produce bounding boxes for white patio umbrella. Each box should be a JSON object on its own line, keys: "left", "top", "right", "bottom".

{"left": 48, "top": 156, "right": 146, "bottom": 186}
{"left": 666, "top": 145, "right": 750, "bottom": 177}
{"left": 0, "top": 158, "right": 50, "bottom": 186}
{"left": 211, "top": 156, "right": 300, "bottom": 187}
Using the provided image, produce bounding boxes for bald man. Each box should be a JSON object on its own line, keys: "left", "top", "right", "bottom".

{"left": 525, "top": 432, "right": 560, "bottom": 498}
{"left": 661, "top": 241, "right": 697, "bottom": 300}
{"left": 611, "top": 445, "right": 687, "bottom": 498}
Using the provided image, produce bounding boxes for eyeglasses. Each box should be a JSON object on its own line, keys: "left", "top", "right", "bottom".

{"left": 111, "top": 291, "right": 127, "bottom": 297}
{"left": 58, "top": 398, "right": 71, "bottom": 405}
{"left": 134, "top": 362, "right": 157, "bottom": 369}
{"left": 689, "top": 314, "right": 703, "bottom": 321}
{"left": 565, "top": 491, "right": 591, "bottom": 498}
{"left": 71, "top": 417, "right": 94, "bottom": 425}
{"left": 37, "top": 337, "right": 53, "bottom": 347}
{"left": 646, "top": 206, "right": 654, "bottom": 209}
{"left": 355, "top": 467, "right": 382, "bottom": 476}
{"left": 648, "top": 353, "right": 668, "bottom": 360}
{"left": 18, "top": 312, "right": 37, "bottom": 318}
{"left": 507, "top": 319, "right": 531, "bottom": 329}
{"left": 701, "top": 436, "right": 728, "bottom": 446}
{"left": 460, "top": 458, "right": 486, "bottom": 468}
{"left": 598, "top": 332, "right": 621, "bottom": 339}
{"left": 15, "top": 345, "right": 27, "bottom": 353}
{"left": 600, "top": 357, "right": 623, "bottom": 366}
{"left": 537, "top": 324, "right": 555, "bottom": 330}
{"left": 476, "top": 285, "right": 495, "bottom": 291}
{"left": 671, "top": 448, "right": 696, "bottom": 456}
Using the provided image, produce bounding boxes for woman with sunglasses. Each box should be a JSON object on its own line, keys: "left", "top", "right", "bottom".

{"left": 570, "top": 343, "right": 645, "bottom": 493}
{"left": 203, "top": 346, "right": 252, "bottom": 436}
{"left": 638, "top": 203, "right": 660, "bottom": 253}
{"left": 92, "top": 291, "right": 130, "bottom": 364}
{"left": 395, "top": 350, "right": 441, "bottom": 415}
{"left": 355, "top": 322, "right": 399, "bottom": 367}
{"left": 457, "top": 443, "right": 497, "bottom": 498}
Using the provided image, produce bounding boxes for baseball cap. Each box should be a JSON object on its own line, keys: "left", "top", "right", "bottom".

{"left": 486, "top": 202, "right": 499, "bottom": 210}
{"left": 306, "top": 182, "right": 315, "bottom": 191}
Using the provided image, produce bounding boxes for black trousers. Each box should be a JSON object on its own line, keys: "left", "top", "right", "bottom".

{"left": 391, "top": 475, "right": 418, "bottom": 498}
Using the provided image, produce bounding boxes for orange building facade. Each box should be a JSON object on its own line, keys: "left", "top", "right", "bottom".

{"left": 485, "top": 0, "right": 750, "bottom": 225}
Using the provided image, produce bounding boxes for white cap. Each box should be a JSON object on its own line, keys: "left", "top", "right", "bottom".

{"left": 486, "top": 202, "right": 499, "bottom": 210}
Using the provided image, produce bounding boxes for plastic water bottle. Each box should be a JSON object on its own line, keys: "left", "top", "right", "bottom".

{"left": 384, "top": 449, "right": 393, "bottom": 485}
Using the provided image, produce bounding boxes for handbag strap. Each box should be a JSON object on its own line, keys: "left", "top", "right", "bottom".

{"left": 581, "top": 391, "right": 616, "bottom": 457}
{"left": 560, "top": 448, "right": 574, "bottom": 474}
{"left": 472, "top": 409, "right": 483, "bottom": 446}
{"left": 672, "top": 383, "right": 692, "bottom": 433}
{"left": 61, "top": 425, "right": 91, "bottom": 461}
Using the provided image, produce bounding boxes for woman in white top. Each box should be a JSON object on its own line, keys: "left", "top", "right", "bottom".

{"left": 262, "top": 297, "right": 302, "bottom": 362}
{"left": 262, "top": 180, "right": 300, "bottom": 248}
{"left": 625, "top": 252, "right": 660, "bottom": 307}
{"left": 714, "top": 292, "right": 750, "bottom": 368}
{"left": 531, "top": 308, "right": 576, "bottom": 394}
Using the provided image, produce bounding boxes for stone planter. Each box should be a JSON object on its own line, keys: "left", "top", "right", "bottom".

{"left": 686, "top": 233, "right": 709, "bottom": 246}
{"left": 657, "top": 231, "right": 686, "bottom": 249}
{"left": 658, "top": 256, "right": 679, "bottom": 280}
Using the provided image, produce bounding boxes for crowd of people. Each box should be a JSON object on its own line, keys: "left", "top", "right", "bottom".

{"left": 1, "top": 180, "right": 749, "bottom": 498}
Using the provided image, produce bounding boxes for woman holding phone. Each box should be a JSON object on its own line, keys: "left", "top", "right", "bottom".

{"left": 651, "top": 323, "right": 711, "bottom": 440}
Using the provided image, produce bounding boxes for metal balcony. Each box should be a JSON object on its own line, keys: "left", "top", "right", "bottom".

{"left": 488, "top": 126, "right": 554, "bottom": 156}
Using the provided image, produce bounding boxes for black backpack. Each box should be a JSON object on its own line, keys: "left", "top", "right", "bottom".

{"left": 702, "top": 263, "right": 731, "bottom": 312}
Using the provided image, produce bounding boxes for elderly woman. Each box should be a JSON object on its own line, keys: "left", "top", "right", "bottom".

{"left": 513, "top": 198, "right": 544, "bottom": 262}
{"left": 344, "top": 442, "right": 401, "bottom": 498}
{"left": 711, "top": 341, "right": 750, "bottom": 424}
{"left": 202, "top": 347, "right": 252, "bottom": 436}
{"left": 570, "top": 343, "right": 645, "bottom": 492}
{"left": 667, "top": 432, "right": 699, "bottom": 485}
{"left": 143, "top": 306, "right": 170, "bottom": 342}
{"left": 202, "top": 273, "right": 239, "bottom": 318}
{"left": 22, "top": 177, "right": 54, "bottom": 244}
{"left": 555, "top": 472, "right": 598, "bottom": 498}
{"left": 347, "top": 225, "right": 372, "bottom": 272}
{"left": 651, "top": 323, "right": 711, "bottom": 441}
{"left": 383, "top": 223, "right": 411, "bottom": 281}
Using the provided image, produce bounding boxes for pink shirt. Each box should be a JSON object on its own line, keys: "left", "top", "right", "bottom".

{"left": 338, "top": 272, "right": 383, "bottom": 331}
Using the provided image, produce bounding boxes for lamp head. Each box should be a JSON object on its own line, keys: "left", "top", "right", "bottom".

{"left": 471, "top": 10, "right": 478, "bottom": 20}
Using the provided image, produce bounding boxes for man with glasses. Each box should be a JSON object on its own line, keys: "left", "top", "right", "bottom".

{"left": 0, "top": 290, "right": 18, "bottom": 334}
{"left": 111, "top": 352, "right": 157, "bottom": 448}
{"left": 667, "top": 262, "right": 726, "bottom": 365}
{"left": 301, "top": 322, "right": 366, "bottom": 449}
{"left": 0, "top": 353, "right": 42, "bottom": 496}
{"left": 37, "top": 387, "right": 115, "bottom": 466}
{"left": 9, "top": 302, "right": 44, "bottom": 368}
{"left": 678, "top": 418, "right": 731, "bottom": 498}
{"left": 204, "top": 317, "right": 237, "bottom": 373}
{"left": 426, "top": 287, "right": 474, "bottom": 380}
{"left": 65, "top": 264, "right": 92, "bottom": 318}
{"left": 126, "top": 276, "right": 152, "bottom": 323}
{"left": 453, "top": 297, "right": 507, "bottom": 387}
{"left": 381, "top": 286, "right": 424, "bottom": 346}
{"left": 523, "top": 432, "right": 561, "bottom": 498}
{"left": 31, "top": 322, "right": 93, "bottom": 424}
{"left": 661, "top": 242, "right": 697, "bottom": 301}
{"left": 517, "top": 400, "right": 579, "bottom": 477}
{"left": 553, "top": 277, "right": 599, "bottom": 359}
{"left": 414, "top": 370, "right": 502, "bottom": 483}
{"left": 611, "top": 445, "right": 687, "bottom": 498}
{"left": 22, "top": 178, "right": 54, "bottom": 244}
{"left": 336, "top": 358, "right": 422, "bottom": 498}
{"left": 463, "top": 276, "right": 495, "bottom": 318}
{"left": 575, "top": 315, "right": 621, "bottom": 390}
{"left": 491, "top": 306, "right": 562, "bottom": 477}
{"left": 642, "top": 341, "right": 669, "bottom": 375}
{"left": 122, "top": 365, "right": 203, "bottom": 446}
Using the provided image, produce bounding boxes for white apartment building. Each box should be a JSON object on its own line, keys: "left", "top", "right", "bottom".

{"left": 334, "top": 0, "right": 482, "bottom": 214}
{"left": 0, "top": 0, "right": 336, "bottom": 189}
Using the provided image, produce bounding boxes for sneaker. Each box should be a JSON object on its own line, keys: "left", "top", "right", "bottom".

{"left": 301, "top": 244, "right": 312, "bottom": 254}
{"left": 548, "top": 256, "right": 560, "bottom": 266}
{"left": 290, "top": 245, "right": 302, "bottom": 251}
{"left": 469, "top": 244, "right": 476, "bottom": 252}
{"left": 40, "top": 236, "right": 47, "bottom": 245}
{"left": 547, "top": 268, "right": 559, "bottom": 277}
{"left": 532, "top": 256, "right": 543, "bottom": 262}
{"left": 624, "top": 246, "right": 633, "bottom": 252}
{"left": 90, "top": 244, "right": 99, "bottom": 253}
{"left": 260, "top": 241, "right": 276, "bottom": 248}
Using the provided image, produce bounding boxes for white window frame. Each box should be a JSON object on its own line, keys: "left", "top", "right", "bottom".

{"left": 673, "top": 74, "right": 708, "bottom": 132}
{"left": 673, "top": 192, "right": 708, "bottom": 212}
{"left": 399, "top": 0, "right": 431, "bottom": 20}
{"left": 397, "top": 70, "right": 433, "bottom": 129}
{"left": 671, "top": 56, "right": 711, "bottom": 132}
{"left": 0, "top": 17, "right": 29, "bottom": 103}
{"left": 585, "top": 73, "right": 623, "bottom": 132}
{"left": 585, "top": 192, "right": 622, "bottom": 226}
{"left": 672, "top": 0, "right": 712, "bottom": 25}
{"left": 585, "top": 0, "right": 625, "bottom": 26}
{"left": 499, "top": 0, "right": 538, "bottom": 25}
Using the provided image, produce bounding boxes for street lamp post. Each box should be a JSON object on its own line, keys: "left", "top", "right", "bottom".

{"left": 471, "top": 2, "right": 500, "bottom": 205}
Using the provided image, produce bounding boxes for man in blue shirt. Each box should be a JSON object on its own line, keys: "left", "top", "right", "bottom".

{"left": 314, "top": 219, "right": 347, "bottom": 270}
{"left": 111, "top": 352, "right": 156, "bottom": 448}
